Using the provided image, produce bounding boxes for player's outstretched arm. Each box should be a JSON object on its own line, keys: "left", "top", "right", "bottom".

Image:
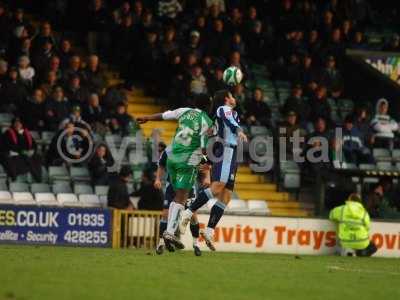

{"left": 137, "top": 113, "right": 164, "bottom": 124}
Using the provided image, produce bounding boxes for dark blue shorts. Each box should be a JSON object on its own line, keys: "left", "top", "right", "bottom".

{"left": 163, "top": 183, "right": 195, "bottom": 210}
{"left": 211, "top": 144, "right": 238, "bottom": 191}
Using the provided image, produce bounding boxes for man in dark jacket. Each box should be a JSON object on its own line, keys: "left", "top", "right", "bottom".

{"left": 45, "top": 86, "right": 71, "bottom": 131}
{"left": 133, "top": 169, "right": 163, "bottom": 211}
{"left": 88, "top": 144, "right": 114, "bottom": 185}
{"left": 107, "top": 166, "right": 133, "bottom": 209}
{"left": 245, "top": 88, "right": 271, "bottom": 128}
{"left": 282, "top": 84, "right": 309, "bottom": 124}
{"left": 342, "top": 115, "right": 373, "bottom": 164}
{"left": 23, "top": 88, "right": 47, "bottom": 131}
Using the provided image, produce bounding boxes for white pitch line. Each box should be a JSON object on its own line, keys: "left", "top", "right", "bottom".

{"left": 328, "top": 265, "right": 400, "bottom": 276}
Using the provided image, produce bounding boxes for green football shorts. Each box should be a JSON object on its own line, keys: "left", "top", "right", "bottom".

{"left": 167, "top": 157, "right": 198, "bottom": 191}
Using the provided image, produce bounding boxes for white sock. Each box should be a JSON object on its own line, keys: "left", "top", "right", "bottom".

{"left": 193, "top": 238, "right": 199, "bottom": 247}
{"left": 167, "top": 202, "right": 185, "bottom": 235}
{"left": 206, "top": 227, "right": 214, "bottom": 238}
{"left": 158, "top": 238, "right": 165, "bottom": 246}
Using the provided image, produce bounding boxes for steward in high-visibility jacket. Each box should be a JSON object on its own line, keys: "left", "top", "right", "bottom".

{"left": 329, "top": 194, "right": 377, "bottom": 257}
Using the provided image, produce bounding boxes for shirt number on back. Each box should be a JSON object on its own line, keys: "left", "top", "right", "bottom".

{"left": 175, "top": 125, "right": 194, "bottom": 146}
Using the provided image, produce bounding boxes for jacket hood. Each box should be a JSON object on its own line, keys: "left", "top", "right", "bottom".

{"left": 375, "top": 98, "right": 389, "bottom": 114}
{"left": 345, "top": 201, "right": 365, "bottom": 218}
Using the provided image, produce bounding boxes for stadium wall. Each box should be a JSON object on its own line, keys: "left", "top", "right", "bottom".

{"left": 181, "top": 214, "right": 400, "bottom": 258}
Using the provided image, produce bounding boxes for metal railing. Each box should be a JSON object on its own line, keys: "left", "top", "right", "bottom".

{"left": 112, "top": 210, "right": 162, "bottom": 249}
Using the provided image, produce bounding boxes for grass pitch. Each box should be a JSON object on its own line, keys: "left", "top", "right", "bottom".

{"left": 0, "top": 246, "right": 399, "bottom": 300}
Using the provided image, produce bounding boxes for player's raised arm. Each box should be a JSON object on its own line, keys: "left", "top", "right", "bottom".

{"left": 137, "top": 108, "right": 190, "bottom": 124}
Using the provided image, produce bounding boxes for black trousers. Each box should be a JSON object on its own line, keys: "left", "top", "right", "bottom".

{"left": 356, "top": 241, "right": 378, "bottom": 257}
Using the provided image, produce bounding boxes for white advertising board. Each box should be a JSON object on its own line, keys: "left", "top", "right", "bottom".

{"left": 181, "top": 215, "right": 400, "bottom": 257}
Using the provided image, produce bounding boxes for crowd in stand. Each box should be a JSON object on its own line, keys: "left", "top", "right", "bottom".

{"left": 0, "top": 0, "right": 399, "bottom": 215}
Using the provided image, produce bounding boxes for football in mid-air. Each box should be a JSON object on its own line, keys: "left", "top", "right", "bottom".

{"left": 223, "top": 66, "right": 243, "bottom": 86}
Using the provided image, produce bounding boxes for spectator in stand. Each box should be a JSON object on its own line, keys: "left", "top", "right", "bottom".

{"left": 88, "top": 143, "right": 114, "bottom": 185}
{"left": 107, "top": 165, "right": 133, "bottom": 210}
{"left": 276, "top": 110, "right": 306, "bottom": 159}
{"left": 228, "top": 50, "right": 249, "bottom": 79}
{"left": 349, "top": 31, "right": 367, "bottom": 50}
{"left": 87, "top": 0, "right": 110, "bottom": 58}
{"left": 246, "top": 20, "right": 271, "bottom": 63}
{"left": 133, "top": 169, "right": 163, "bottom": 210}
{"left": 58, "top": 39, "right": 75, "bottom": 70}
{"left": 83, "top": 93, "right": 108, "bottom": 134}
{"left": 132, "top": 1, "right": 144, "bottom": 25}
{"left": 108, "top": 102, "right": 135, "bottom": 136}
{"left": 324, "top": 28, "right": 346, "bottom": 62}
{"left": 0, "top": 67, "right": 28, "bottom": 112}
{"left": 230, "top": 33, "right": 246, "bottom": 57}
{"left": 303, "top": 117, "right": 332, "bottom": 177}
{"left": 245, "top": 88, "right": 271, "bottom": 128}
{"left": 353, "top": 106, "right": 372, "bottom": 145}
{"left": 136, "top": 29, "right": 161, "bottom": 95}
{"left": 39, "top": 70, "right": 58, "bottom": 98}
{"left": 43, "top": 55, "right": 62, "bottom": 83}
{"left": 296, "top": 54, "right": 318, "bottom": 87}
{"left": 45, "top": 85, "right": 70, "bottom": 130}
{"left": 370, "top": 98, "right": 399, "bottom": 149}
{"left": 14, "top": 38, "right": 32, "bottom": 64}
{"left": 23, "top": 88, "right": 47, "bottom": 131}
{"left": 0, "top": 3, "right": 10, "bottom": 56}
{"left": 32, "top": 21, "right": 57, "bottom": 53}
{"left": 307, "top": 29, "right": 322, "bottom": 60}
{"left": 320, "top": 56, "right": 344, "bottom": 96}
{"left": 207, "top": 66, "right": 226, "bottom": 95}
{"left": 64, "top": 74, "right": 89, "bottom": 108}
{"left": 183, "top": 31, "right": 204, "bottom": 58}
{"left": 206, "top": 19, "right": 230, "bottom": 60}
{"left": 158, "top": 0, "right": 182, "bottom": 23}
{"left": 0, "top": 60, "right": 8, "bottom": 82}
{"left": 102, "top": 84, "right": 127, "bottom": 112}
{"left": 83, "top": 55, "right": 106, "bottom": 95}
{"left": 47, "top": 121, "right": 91, "bottom": 166}
{"left": 161, "top": 27, "right": 178, "bottom": 58}
{"left": 188, "top": 65, "right": 207, "bottom": 95}
{"left": 32, "top": 38, "right": 55, "bottom": 76}
{"left": 0, "top": 117, "right": 42, "bottom": 182}
{"left": 59, "top": 105, "right": 92, "bottom": 132}
{"left": 366, "top": 179, "right": 400, "bottom": 219}
{"left": 309, "top": 85, "right": 332, "bottom": 125}
{"left": 231, "top": 83, "right": 245, "bottom": 119}
{"left": 282, "top": 84, "right": 309, "bottom": 124}
{"left": 342, "top": 115, "right": 373, "bottom": 165}
{"left": 382, "top": 34, "right": 400, "bottom": 52}
{"left": 63, "top": 55, "right": 83, "bottom": 84}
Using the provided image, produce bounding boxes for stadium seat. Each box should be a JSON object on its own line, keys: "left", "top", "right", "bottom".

{"left": 15, "top": 174, "right": 28, "bottom": 183}
{"left": 49, "top": 166, "right": 70, "bottom": 182}
{"left": 342, "top": 162, "right": 358, "bottom": 170}
{"left": 41, "top": 131, "right": 55, "bottom": 144}
{"left": 95, "top": 185, "right": 109, "bottom": 196}
{"left": 373, "top": 148, "right": 391, "bottom": 161}
{"left": 99, "top": 195, "right": 108, "bottom": 207}
{"left": 0, "top": 113, "right": 13, "bottom": 126}
{"left": 376, "top": 161, "right": 394, "bottom": 171}
{"left": 396, "top": 162, "right": 400, "bottom": 171}
{"left": 52, "top": 182, "right": 72, "bottom": 194}
{"left": 30, "top": 183, "right": 51, "bottom": 194}
{"left": 0, "top": 165, "right": 7, "bottom": 179}
{"left": 9, "top": 182, "right": 29, "bottom": 193}
{"left": 280, "top": 160, "right": 300, "bottom": 173}
{"left": 35, "top": 193, "right": 58, "bottom": 206}
{"left": 250, "top": 126, "right": 270, "bottom": 137}
{"left": 79, "top": 194, "right": 100, "bottom": 207}
{"left": 392, "top": 149, "right": 400, "bottom": 162}
{"left": 70, "top": 167, "right": 91, "bottom": 182}
{"left": 57, "top": 193, "right": 80, "bottom": 207}
{"left": 13, "top": 192, "right": 35, "bottom": 205}
{"left": 283, "top": 173, "right": 301, "bottom": 189}
{"left": 0, "top": 191, "right": 13, "bottom": 204}
{"left": 359, "top": 163, "right": 376, "bottom": 171}
{"left": 74, "top": 184, "right": 94, "bottom": 195}
{"left": 30, "top": 131, "right": 40, "bottom": 141}
{"left": 0, "top": 180, "right": 7, "bottom": 191}
{"left": 227, "top": 199, "right": 249, "bottom": 214}
{"left": 247, "top": 200, "right": 270, "bottom": 215}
